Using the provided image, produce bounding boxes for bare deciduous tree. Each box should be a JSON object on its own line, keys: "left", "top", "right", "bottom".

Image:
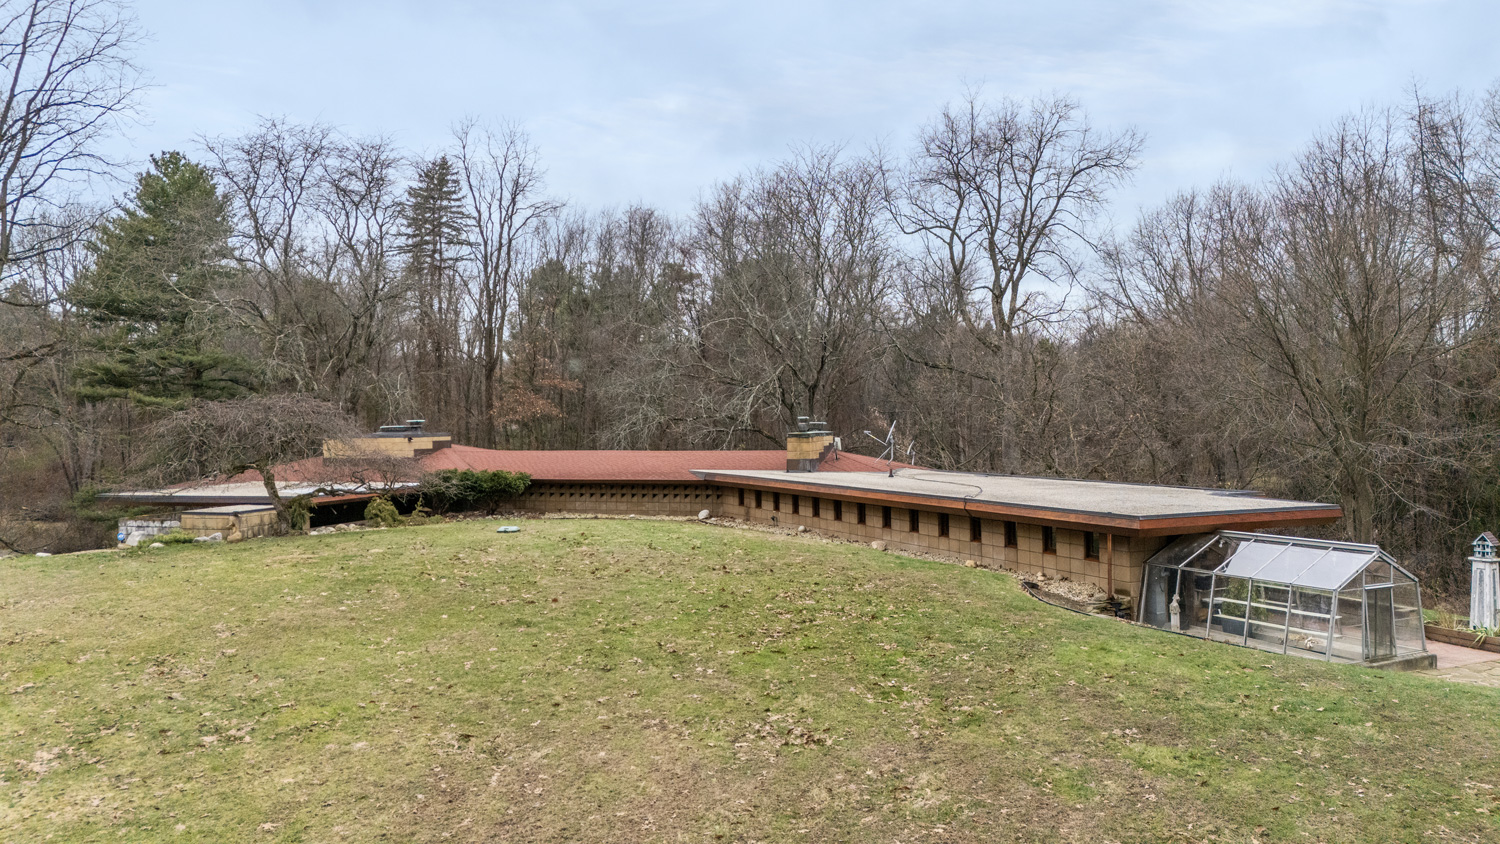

{"left": 690, "top": 145, "right": 890, "bottom": 444}
{"left": 204, "top": 121, "right": 410, "bottom": 418}
{"left": 452, "top": 119, "right": 560, "bottom": 447}
{"left": 0, "top": 0, "right": 139, "bottom": 296}
{"left": 892, "top": 92, "right": 1141, "bottom": 338}
{"left": 1223, "top": 112, "right": 1470, "bottom": 542}
{"left": 147, "top": 394, "right": 363, "bottom": 531}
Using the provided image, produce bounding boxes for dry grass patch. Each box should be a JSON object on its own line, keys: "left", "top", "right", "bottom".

{"left": 2, "top": 518, "right": 1497, "bottom": 842}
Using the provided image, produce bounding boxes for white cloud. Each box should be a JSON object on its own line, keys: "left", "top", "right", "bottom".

{"left": 103, "top": 0, "right": 1499, "bottom": 220}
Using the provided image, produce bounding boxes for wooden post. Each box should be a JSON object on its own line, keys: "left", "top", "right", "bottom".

{"left": 1106, "top": 533, "right": 1114, "bottom": 598}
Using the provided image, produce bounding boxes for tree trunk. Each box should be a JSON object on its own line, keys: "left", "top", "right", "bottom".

{"left": 258, "top": 463, "right": 291, "bottom": 534}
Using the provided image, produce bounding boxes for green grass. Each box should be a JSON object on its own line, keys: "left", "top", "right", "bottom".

{"left": 3, "top": 518, "right": 1497, "bottom": 843}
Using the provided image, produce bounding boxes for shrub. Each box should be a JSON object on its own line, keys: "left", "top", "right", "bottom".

{"left": 420, "top": 470, "right": 530, "bottom": 515}
{"left": 157, "top": 530, "right": 197, "bottom": 545}
{"left": 286, "top": 495, "right": 312, "bottom": 532}
{"left": 403, "top": 497, "right": 435, "bottom": 526}
{"left": 364, "top": 496, "right": 403, "bottom": 527}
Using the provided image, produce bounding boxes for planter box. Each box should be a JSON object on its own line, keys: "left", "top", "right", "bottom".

{"left": 1424, "top": 624, "right": 1500, "bottom": 653}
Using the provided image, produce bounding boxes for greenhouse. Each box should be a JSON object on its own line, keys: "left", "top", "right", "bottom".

{"left": 1138, "top": 531, "right": 1427, "bottom": 664}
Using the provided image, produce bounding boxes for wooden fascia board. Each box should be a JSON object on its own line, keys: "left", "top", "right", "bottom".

{"left": 98, "top": 492, "right": 380, "bottom": 508}
{"left": 1131, "top": 508, "right": 1344, "bottom": 536}
{"left": 97, "top": 493, "right": 273, "bottom": 507}
{"left": 523, "top": 479, "right": 703, "bottom": 486}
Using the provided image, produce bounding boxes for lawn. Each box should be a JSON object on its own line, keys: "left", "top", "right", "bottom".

{"left": 2, "top": 518, "right": 1497, "bottom": 843}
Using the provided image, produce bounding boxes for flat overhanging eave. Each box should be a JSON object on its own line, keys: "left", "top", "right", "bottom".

{"left": 693, "top": 470, "right": 1344, "bottom": 537}
{"left": 98, "top": 491, "right": 380, "bottom": 508}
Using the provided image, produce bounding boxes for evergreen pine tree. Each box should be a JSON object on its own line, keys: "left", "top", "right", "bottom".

{"left": 400, "top": 155, "right": 468, "bottom": 274}
{"left": 70, "top": 152, "right": 255, "bottom": 406}
{"left": 399, "top": 156, "right": 469, "bottom": 425}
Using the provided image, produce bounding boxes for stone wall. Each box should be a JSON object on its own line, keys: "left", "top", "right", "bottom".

{"left": 718, "top": 488, "right": 1169, "bottom": 598}
{"left": 117, "top": 514, "right": 182, "bottom": 546}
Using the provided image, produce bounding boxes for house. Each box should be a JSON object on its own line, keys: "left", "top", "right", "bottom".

{"left": 104, "top": 420, "right": 1344, "bottom": 605}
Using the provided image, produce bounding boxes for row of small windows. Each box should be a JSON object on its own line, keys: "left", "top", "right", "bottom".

{"left": 539, "top": 490, "right": 712, "bottom": 500}
{"left": 737, "top": 487, "right": 1103, "bottom": 559}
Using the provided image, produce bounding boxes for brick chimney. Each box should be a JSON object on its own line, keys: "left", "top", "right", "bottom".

{"left": 323, "top": 419, "right": 453, "bottom": 460}
{"left": 786, "top": 417, "right": 835, "bottom": 472}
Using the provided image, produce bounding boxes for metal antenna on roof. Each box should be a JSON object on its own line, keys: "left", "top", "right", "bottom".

{"left": 862, "top": 420, "right": 899, "bottom": 477}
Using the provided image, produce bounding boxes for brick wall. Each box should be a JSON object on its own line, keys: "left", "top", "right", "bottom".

{"left": 719, "top": 488, "right": 1169, "bottom": 598}
{"left": 513, "top": 482, "right": 722, "bottom": 517}
{"left": 507, "top": 477, "right": 1172, "bottom": 597}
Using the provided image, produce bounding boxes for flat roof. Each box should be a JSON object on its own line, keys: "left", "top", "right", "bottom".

{"left": 180, "top": 504, "right": 277, "bottom": 515}
{"left": 691, "top": 468, "right": 1342, "bottom": 536}
{"left": 100, "top": 482, "right": 387, "bottom": 507}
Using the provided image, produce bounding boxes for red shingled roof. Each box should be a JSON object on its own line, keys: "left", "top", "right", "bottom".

{"left": 422, "top": 446, "right": 907, "bottom": 481}
{"left": 231, "top": 447, "right": 912, "bottom": 484}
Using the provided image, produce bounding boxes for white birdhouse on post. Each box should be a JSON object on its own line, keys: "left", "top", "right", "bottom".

{"left": 1471, "top": 532, "right": 1499, "bottom": 632}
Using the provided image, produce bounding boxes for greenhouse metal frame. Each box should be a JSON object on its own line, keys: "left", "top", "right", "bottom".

{"left": 1138, "top": 531, "right": 1426, "bottom": 664}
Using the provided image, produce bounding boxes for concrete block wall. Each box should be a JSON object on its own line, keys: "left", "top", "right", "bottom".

{"left": 513, "top": 482, "right": 722, "bottom": 517}
{"left": 718, "top": 487, "right": 1170, "bottom": 599}
{"left": 180, "top": 508, "right": 280, "bottom": 540}
{"left": 323, "top": 435, "right": 452, "bottom": 459}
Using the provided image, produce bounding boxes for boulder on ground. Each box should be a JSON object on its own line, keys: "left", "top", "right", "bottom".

{"left": 871, "top": 540, "right": 888, "bottom": 551}
{"left": 698, "top": 509, "right": 711, "bottom": 520}
{"left": 797, "top": 525, "right": 808, "bottom": 534}
{"left": 964, "top": 559, "right": 978, "bottom": 568}
{"left": 149, "top": 542, "right": 165, "bottom": 549}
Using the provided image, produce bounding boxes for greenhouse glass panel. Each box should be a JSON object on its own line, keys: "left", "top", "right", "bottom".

{"left": 1208, "top": 576, "right": 1250, "bottom": 644}
{"left": 1177, "top": 570, "right": 1214, "bottom": 637}
{"left": 1150, "top": 534, "right": 1217, "bottom": 570}
{"left": 1363, "top": 586, "right": 1397, "bottom": 660}
{"left": 1184, "top": 535, "right": 1234, "bottom": 572}
{"left": 1141, "top": 566, "right": 1176, "bottom": 628}
{"left": 1329, "top": 587, "right": 1365, "bottom": 662}
{"left": 1390, "top": 581, "right": 1425, "bottom": 656}
{"left": 1296, "top": 549, "right": 1379, "bottom": 591}
{"left": 1363, "top": 560, "right": 1393, "bottom": 586}
{"left": 1219, "top": 541, "right": 1292, "bottom": 579}
{"left": 1244, "top": 545, "right": 1329, "bottom": 586}
{"left": 1243, "top": 581, "right": 1292, "bottom": 651}
{"left": 1138, "top": 531, "right": 1428, "bottom": 665}
{"left": 1286, "top": 587, "right": 1336, "bottom": 658}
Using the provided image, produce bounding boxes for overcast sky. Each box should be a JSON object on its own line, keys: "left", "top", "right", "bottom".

{"left": 117, "top": 0, "right": 1498, "bottom": 221}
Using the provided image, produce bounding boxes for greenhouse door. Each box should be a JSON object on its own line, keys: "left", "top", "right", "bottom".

{"left": 1363, "top": 586, "right": 1396, "bottom": 661}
